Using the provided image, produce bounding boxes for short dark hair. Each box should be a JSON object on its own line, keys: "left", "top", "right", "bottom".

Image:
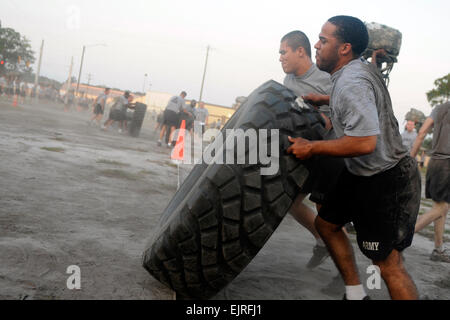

{"left": 181, "top": 91, "right": 187, "bottom": 96}
{"left": 124, "top": 90, "right": 130, "bottom": 98}
{"left": 328, "top": 15, "right": 368, "bottom": 56}
{"left": 105, "top": 87, "right": 110, "bottom": 92}
{"left": 281, "top": 30, "right": 311, "bottom": 58}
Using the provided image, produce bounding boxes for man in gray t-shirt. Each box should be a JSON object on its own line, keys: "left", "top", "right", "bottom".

{"left": 102, "top": 91, "right": 133, "bottom": 133}
{"left": 411, "top": 102, "right": 450, "bottom": 262}
{"left": 90, "top": 87, "right": 110, "bottom": 126}
{"left": 195, "top": 101, "right": 209, "bottom": 135}
{"left": 401, "top": 120, "right": 418, "bottom": 152}
{"left": 328, "top": 57, "right": 407, "bottom": 176}
{"left": 280, "top": 30, "right": 347, "bottom": 269}
{"left": 195, "top": 102, "right": 209, "bottom": 123}
{"left": 166, "top": 95, "right": 186, "bottom": 113}
{"left": 158, "top": 91, "right": 187, "bottom": 147}
{"left": 288, "top": 16, "right": 420, "bottom": 300}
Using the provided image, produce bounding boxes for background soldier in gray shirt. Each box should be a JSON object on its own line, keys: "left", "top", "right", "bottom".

{"left": 195, "top": 101, "right": 209, "bottom": 135}
{"left": 411, "top": 102, "right": 450, "bottom": 262}
{"left": 288, "top": 16, "right": 420, "bottom": 300}
{"left": 158, "top": 91, "right": 187, "bottom": 147}
{"left": 90, "top": 87, "right": 110, "bottom": 126}
{"left": 401, "top": 120, "right": 418, "bottom": 152}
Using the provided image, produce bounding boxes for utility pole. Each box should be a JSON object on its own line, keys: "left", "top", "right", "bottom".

{"left": 64, "top": 56, "right": 74, "bottom": 105}
{"left": 143, "top": 73, "right": 148, "bottom": 93}
{"left": 86, "top": 73, "right": 92, "bottom": 97}
{"left": 199, "top": 45, "right": 210, "bottom": 102}
{"left": 34, "top": 40, "right": 44, "bottom": 102}
{"left": 75, "top": 45, "right": 86, "bottom": 98}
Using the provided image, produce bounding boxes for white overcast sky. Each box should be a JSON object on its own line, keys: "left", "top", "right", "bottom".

{"left": 2, "top": 0, "right": 449, "bottom": 123}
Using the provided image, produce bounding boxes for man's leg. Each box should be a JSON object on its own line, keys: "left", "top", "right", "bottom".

{"left": 103, "top": 119, "right": 114, "bottom": 129}
{"left": 159, "top": 125, "right": 167, "bottom": 141}
{"left": 168, "top": 126, "right": 177, "bottom": 145}
{"left": 433, "top": 205, "right": 448, "bottom": 249}
{"left": 373, "top": 249, "right": 418, "bottom": 300}
{"left": 95, "top": 114, "right": 103, "bottom": 126}
{"left": 289, "top": 193, "right": 320, "bottom": 238}
{"left": 415, "top": 201, "right": 448, "bottom": 233}
{"left": 290, "top": 193, "right": 330, "bottom": 269}
{"left": 315, "top": 216, "right": 361, "bottom": 286}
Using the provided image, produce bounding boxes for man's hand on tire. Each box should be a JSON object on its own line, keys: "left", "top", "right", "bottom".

{"left": 287, "top": 136, "right": 314, "bottom": 160}
{"left": 302, "top": 93, "right": 330, "bottom": 107}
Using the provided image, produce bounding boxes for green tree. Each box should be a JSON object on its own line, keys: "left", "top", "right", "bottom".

{"left": 0, "top": 26, "right": 35, "bottom": 75}
{"left": 426, "top": 73, "right": 450, "bottom": 107}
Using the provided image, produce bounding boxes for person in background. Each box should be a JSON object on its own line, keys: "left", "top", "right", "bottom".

{"left": 157, "top": 91, "right": 187, "bottom": 147}
{"left": 401, "top": 120, "right": 418, "bottom": 152}
{"left": 102, "top": 91, "right": 132, "bottom": 133}
{"left": 89, "top": 88, "right": 110, "bottom": 127}
{"left": 195, "top": 101, "right": 209, "bottom": 136}
{"left": 411, "top": 102, "right": 450, "bottom": 263}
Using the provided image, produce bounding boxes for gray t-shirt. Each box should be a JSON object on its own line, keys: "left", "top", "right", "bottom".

{"left": 330, "top": 58, "right": 407, "bottom": 176}
{"left": 95, "top": 93, "right": 108, "bottom": 107}
{"left": 283, "top": 64, "right": 332, "bottom": 117}
{"left": 113, "top": 95, "right": 128, "bottom": 112}
{"left": 195, "top": 108, "right": 209, "bottom": 123}
{"left": 401, "top": 130, "right": 417, "bottom": 152}
{"left": 183, "top": 104, "right": 195, "bottom": 116}
{"left": 429, "top": 102, "right": 450, "bottom": 159}
{"left": 166, "top": 95, "right": 185, "bottom": 113}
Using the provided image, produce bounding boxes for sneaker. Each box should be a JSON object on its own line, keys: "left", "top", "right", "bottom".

{"left": 157, "top": 140, "right": 162, "bottom": 147}
{"left": 167, "top": 143, "right": 172, "bottom": 148}
{"left": 321, "top": 273, "right": 345, "bottom": 297}
{"left": 343, "top": 294, "right": 371, "bottom": 300}
{"left": 306, "top": 244, "right": 330, "bottom": 269}
{"left": 344, "top": 222, "right": 356, "bottom": 233}
{"left": 430, "top": 249, "right": 450, "bottom": 263}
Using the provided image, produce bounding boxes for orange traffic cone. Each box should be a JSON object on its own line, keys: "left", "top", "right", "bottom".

{"left": 171, "top": 120, "right": 186, "bottom": 161}
{"left": 12, "top": 95, "right": 18, "bottom": 107}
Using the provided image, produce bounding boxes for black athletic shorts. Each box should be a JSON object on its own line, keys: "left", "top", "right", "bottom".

{"left": 163, "top": 109, "right": 179, "bottom": 127}
{"left": 300, "top": 155, "right": 345, "bottom": 204}
{"left": 179, "top": 113, "right": 194, "bottom": 130}
{"left": 94, "top": 104, "right": 104, "bottom": 115}
{"left": 318, "top": 156, "right": 421, "bottom": 261}
{"left": 109, "top": 108, "right": 124, "bottom": 121}
{"left": 426, "top": 158, "right": 450, "bottom": 203}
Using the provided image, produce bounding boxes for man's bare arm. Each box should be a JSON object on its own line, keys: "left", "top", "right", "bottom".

{"left": 410, "top": 117, "right": 434, "bottom": 158}
{"left": 287, "top": 135, "right": 377, "bottom": 160}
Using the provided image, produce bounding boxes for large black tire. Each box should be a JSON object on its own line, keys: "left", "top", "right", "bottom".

{"left": 129, "top": 102, "right": 147, "bottom": 137}
{"left": 142, "top": 80, "right": 326, "bottom": 299}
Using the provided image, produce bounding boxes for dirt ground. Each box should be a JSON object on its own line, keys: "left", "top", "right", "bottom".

{"left": 0, "top": 98, "right": 449, "bottom": 300}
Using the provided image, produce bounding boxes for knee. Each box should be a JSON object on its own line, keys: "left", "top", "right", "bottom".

{"left": 439, "top": 202, "right": 449, "bottom": 212}
{"left": 373, "top": 251, "right": 405, "bottom": 278}
{"left": 315, "top": 216, "right": 341, "bottom": 238}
